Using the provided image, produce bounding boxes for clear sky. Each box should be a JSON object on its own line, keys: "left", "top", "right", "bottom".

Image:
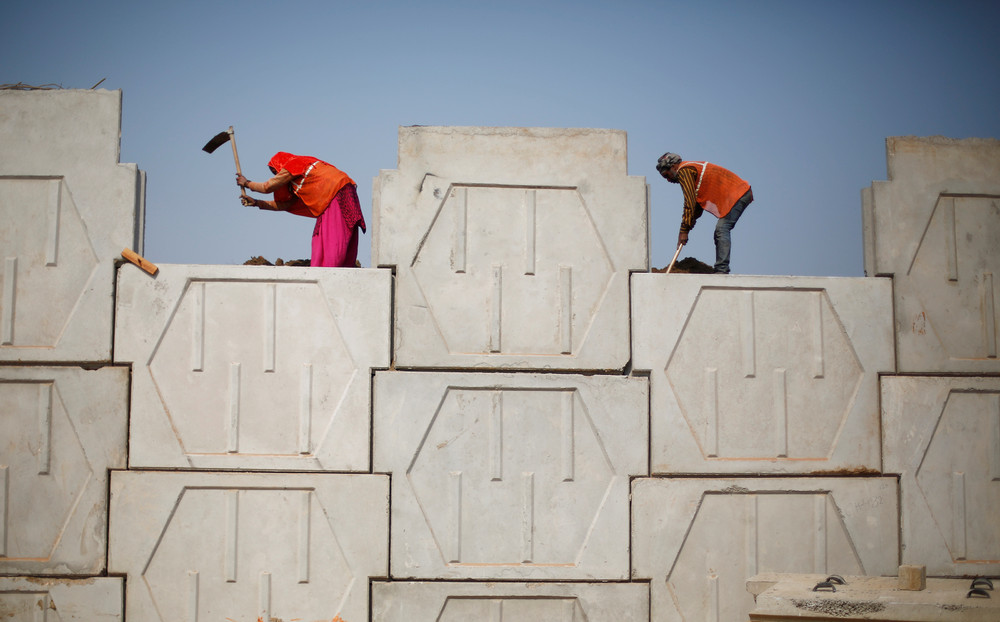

{"left": 4, "top": 1, "right": 998, "bottom": 276}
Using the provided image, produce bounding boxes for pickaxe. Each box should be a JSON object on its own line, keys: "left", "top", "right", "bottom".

{"left": 202, "top": 126, "right": 247, "bottom": 198}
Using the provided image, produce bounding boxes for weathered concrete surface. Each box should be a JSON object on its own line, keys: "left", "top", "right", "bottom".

{"left": 632, "top": 477, "right": 899, "bottom": 622}
{"left": 372, "top": 581, "right": 649, "bottom": 621}
{"left": 373, "top": 370, "right": 648, "bottom": 580}
{"left": 632, "top": 273, "right": 893, "bottom": 474}
{"left": 0, "top": 89, "right": 144, "bottom": 363}
{"left": 115, "top": 264, "right": 391, "bottom": 471}
{"left": 747, "top": 573, "right": 1000, "bottom": 620}
{"left": 11, "top": 101, "right": 997, "bottom": 621}
{"left": 0, "top": 366, "right": 127, "bottom": 575}
{"left": 108, "top": 471, "right": 388, "bottom": 622}
{"left": 373, "top": 126, "right": 647, "bottom": 370}
{"left": 0, "top": 577, "right": 124, "bottom": 621}
{"left": 862, "top": 136, "right": 1000, "bottom": 373}
{"left": 882, "top": 375, "right": 1000, "bottom": 576}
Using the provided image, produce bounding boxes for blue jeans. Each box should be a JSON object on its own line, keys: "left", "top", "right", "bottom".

{"left": 714, "top": 189, "right": 753, "bottom": 274}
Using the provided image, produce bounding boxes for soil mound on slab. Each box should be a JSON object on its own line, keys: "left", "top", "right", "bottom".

{"left": 651, "top": 257, "right": 714, "bottom": 274}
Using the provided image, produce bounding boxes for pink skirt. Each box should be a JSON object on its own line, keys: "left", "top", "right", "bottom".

{"left": 311, "top": 195, "right": 359, "bottom": 267}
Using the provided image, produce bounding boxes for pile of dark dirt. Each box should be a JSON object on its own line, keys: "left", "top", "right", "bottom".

{"left": 651, "top": 257, "right": 714, "bottom": 274}
{"left": 243, "top": 256, "right": 310, "bottom": 267}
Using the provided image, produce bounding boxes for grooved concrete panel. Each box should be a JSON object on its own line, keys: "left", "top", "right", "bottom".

{"left": 0, "top": 366, "right": 127, "bottom": 575}
{"left": 372, "top": 581, "right": 649, "bottom": 621}
{"left": 108, "top": 471, "right": 388, "bottom": 622}
{"left": 373, "top": 371, "right": 648, "bottom": 580}
{"left": 0, "top": 577, "right": 123, "bottom": 621}
{"left": 862, "top": 136, "right": 1000, "bottom": 373}
{"left": 114, "top": 264, "right": 391, "bottom": 470}
{"left": 632, "top": 477, "right": 899, "bottom": 622}
{"left": 0, "top": 89, "right": 144, "bottom": 363}
{"left": 631, "top": 273, "right": 893, "bottom": 474}
{"left": 882, "top": 375, "right": 1000, "bottom": 576}
{"left": 373, "top": 126, "right": 647, "bottom": 370}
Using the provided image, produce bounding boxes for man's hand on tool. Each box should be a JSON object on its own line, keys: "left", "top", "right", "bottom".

{"left": 240, "top": 195, "right": 255, "bottom": 207}
{"left": 677, "top": 230, "right": 689, "bottom": 247}
{"left": 236, "top": 173, "right": 249, "bottom": 189}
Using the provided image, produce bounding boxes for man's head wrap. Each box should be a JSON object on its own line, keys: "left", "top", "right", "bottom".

{"left": 656, "top": 152, "right": 682, "bottom": 172}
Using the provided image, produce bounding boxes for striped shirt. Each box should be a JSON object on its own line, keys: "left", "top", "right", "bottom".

{"left": 675, "top": 166, "right": 702, "bottom": 233}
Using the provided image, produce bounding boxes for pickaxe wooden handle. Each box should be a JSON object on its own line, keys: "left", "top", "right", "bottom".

{"left": 227, "top": 127, "right": 247, "bottom": 198}
{"left": 665, "top": 243, "right": 683, "bottom": 273}
{"left": 203, "top": 126, "right": 247, "bottom": 198}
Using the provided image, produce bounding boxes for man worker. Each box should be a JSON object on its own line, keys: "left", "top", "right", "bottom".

{"left": 656, "top": 152, "right": 753, "bottom": 274}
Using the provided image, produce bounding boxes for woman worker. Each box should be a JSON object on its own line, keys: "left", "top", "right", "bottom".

{"left": 237, "top": 152, "right": 366, "bottom": 267}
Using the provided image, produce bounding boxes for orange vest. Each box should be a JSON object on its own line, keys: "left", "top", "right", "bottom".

{"left": 285, "top": 162, "right": 355, "bottom": 218}
{"left": 680, "top": 161, "right": 750, "bottom": 218}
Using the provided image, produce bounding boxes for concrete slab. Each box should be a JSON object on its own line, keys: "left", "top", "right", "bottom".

{"left": 862, "top": 136, "right": 1000, "bottom": 373}
{"left": 747, "top": 573, "right": 1000, "bottom": 621}
{"left": 108, "top": 471, "right": 388, "bottom": 622}
{"left": 0, "top": 89, "right": 145, "bottom": 363}
{"left": 0, "top": 577, "right": 123, "bottom": 621}
{"left": 632, "top": 477, "right": 899, "bottom": 622}
{"left": 373, "top": 126, "right": 647, "bottom": 370}
{"left": 0, "top": 366, "right": 127, "bottom": 575}
{"left": 882, "top": 375, "right": 1000, "bottom": 576}
{"left": 373, "top": 370, "right": 648, "bottom": 580}
{"left": 114, "top": 264, "right": 391, "bottom": 471}
{"left": 372, "top": 581, "right": 649, "bottom": 621}
{"left": 632, "top": 273, "right": 893, "bottom": 474}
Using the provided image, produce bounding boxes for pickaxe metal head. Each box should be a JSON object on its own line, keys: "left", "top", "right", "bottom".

{"left": 202, "top": 127, "right": 234, "bottom": 154}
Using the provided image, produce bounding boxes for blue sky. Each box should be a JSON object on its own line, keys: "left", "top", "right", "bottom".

{"left": 4, "top": 1, "right": 998, "bottom": 276}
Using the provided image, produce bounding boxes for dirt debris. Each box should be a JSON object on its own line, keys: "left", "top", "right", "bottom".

{"left": 243, "top": 256, "right": 310, "bottom": 267}
{"left": 652, "top": 257, "right": 715, "bottom": 274}
{"left": 792, "top": 598, "right": 887, "bottom": 616}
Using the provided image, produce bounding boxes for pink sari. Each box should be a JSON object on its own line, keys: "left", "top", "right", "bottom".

{"left": 311, "top": 185, "right": 361, "bottom": 267}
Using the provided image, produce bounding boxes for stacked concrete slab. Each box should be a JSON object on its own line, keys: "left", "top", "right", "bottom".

{"left": 374, "top": 126, "right": 647, "bottom": 371}
{"left": 0, "top": 89, "right": 140, "bottom": 618}
{"left": 369, "top": 127, "right": 901, "bottom": 621}
{"left": 864, "top": 136, "right": 1000, "bottom": 580}
{"left": 110, "top": 263, "right": 392, "bottom": 622}
{"left": 370, "top": 127, "right": 651, "bottom": 615}
{"left": 631, "top": 275, "right": 899, "bottom": 621}
{"left": 2, "top": 89, "right": 997, "bottom": 621}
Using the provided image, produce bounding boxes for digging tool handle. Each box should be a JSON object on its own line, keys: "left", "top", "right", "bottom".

{"left": 227, "top": 126, "right": 248, "bottom": 198}
{"left": 665, "top": 243, "right": 683, "bottom": 274}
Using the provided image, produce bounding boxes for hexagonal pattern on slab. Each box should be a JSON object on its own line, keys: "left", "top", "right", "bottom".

{"left": 632, "top": 273, "right": 893, "bottom": 474}
{"left": 896, "top": 195, "right": 1000, "bottom": 372}
{"left": 374, "top": 126, "right": 647, "bottom": 370}
{"left": 632, "top": 477, "right": 899, "bottom": 622}
{"left": 0, "top": 366, "right": 127, "bottom": 575}
{"left": 409, "top": 184, "right": 615, "bottom": 357}
{"left": 372, "top": 581, "right": 648, "bottom": 621}
{"left": 0, "top": 177, "right": 105, "bottom": 358}
{"left": 882, "top": 375, "right": 1000, "bottom": 575}
{"left": 666, "top": 288, "right": 863, "bottom": 460}
{"left": 861, "top": 136, "right": 1000, "bottom": 373}
{"left": 114, "top": 264, "right": 391, "bottom": 471}
{"left": 109, "top": 471, "right": 388, "bottom": 622}
{"left": 1, "top": 89, "right": 144, "bottom": 363}
{"left": 373, "top": 371, "right": 647, "bottom": 579}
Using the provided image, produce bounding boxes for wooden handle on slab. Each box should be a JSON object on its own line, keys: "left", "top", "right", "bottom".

{"left": 121, "top": 248, "right": 158, "bottom": 276}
